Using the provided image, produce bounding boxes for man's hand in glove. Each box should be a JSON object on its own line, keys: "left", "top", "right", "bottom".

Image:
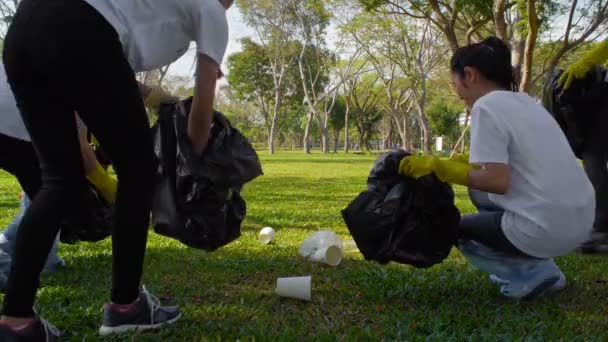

{"left": 398, "top": 156, "right": 474, "bottom": 186}
{"left": 559, "top": 41, "right": 608, "bottom": 90}
{"left": 449, "top": 152, "right": 470, "bottom": 164}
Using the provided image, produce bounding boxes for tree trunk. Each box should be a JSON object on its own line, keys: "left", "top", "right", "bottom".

{"left": 382, "top": 122, "right": 393, "bottom": 150}
{"left": 520, "top": 0, "right": 539, "bottom": 92}
{"left": 303, "top": 111, "right": 314, "bottom": 154}
{"left": 269, "top": 91, "right": 283, "bottom": 155}
{"left": 414, "top": 82, "right": 432, "bottom": 154}
{"left": 459, "top": 109, "right": 470, "bottom": 153}
{"left": 320, "top": 125, "right": 330, "bottom": 153}
{"left": 333, "top": 129, "right": 340, "bottom": 153}
{"left": 402, "top": 115, "right": 409, "bottom": 150}
{"left": 357, "top": 131, "right": 364, "bottom": 152}
{"left": 511, "top": 13, "right": 525, "bottom": 85}
{"left": 269, "top": 120, "right": 277, "bottom": 155}
{"left": 494, "top": 0, "right": 509, "bottom": 43}
{"left": 443, "top": 25, "right": 460, "bottom": 53}
{"left": 344, "top": 105, "right": 350, "bottom": 153}
{"left": 419, "top": 116, "right": 432, "bottom": 154}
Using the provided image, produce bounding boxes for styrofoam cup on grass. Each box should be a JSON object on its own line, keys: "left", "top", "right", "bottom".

{"left": 299, "top": 231, "right": 344, "bottom": 266}
{"left": 309, "top": 245, "right": 343, "bottom": 267}
{"left": 259, "top": 227, "right": 276, "bottom": 245}
{"left": 275, "top": 276, "right": 311, "bottom": 301}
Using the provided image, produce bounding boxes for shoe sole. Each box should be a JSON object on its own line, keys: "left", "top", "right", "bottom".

{"left": 491, "top": 272, "right": 566, "bottom": 292}
{"left": 98, "top": 313, "right": 182, "bottom": 336}
{"left": 522, "top": 275, "right": 560, "bottom": 300}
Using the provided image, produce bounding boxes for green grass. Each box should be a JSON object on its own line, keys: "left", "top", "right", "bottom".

{"left": 0, "top": 151, "right": 607, "bottom": 341}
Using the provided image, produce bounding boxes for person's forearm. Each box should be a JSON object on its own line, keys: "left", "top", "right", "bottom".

{"left": 188, "top": 55, "right": 218, "bottom": 155}
{"left": 188, "top": 86, "right": 214, "bottom": 155}
{"left": 468, "top": 165, "right": 510, "bottom": 195}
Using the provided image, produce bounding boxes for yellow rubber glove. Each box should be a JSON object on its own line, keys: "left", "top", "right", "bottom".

{"left": 449, "top": 152, "right": 470, "bottom": 164}
{"left": 559, "top": 41, "right": 608, "bottom": 89}
{"left": 398, "top": 156, "right": 476, "bottom": 186}
{"left": 86, "top": 161, "right": 118, "bottom": 203}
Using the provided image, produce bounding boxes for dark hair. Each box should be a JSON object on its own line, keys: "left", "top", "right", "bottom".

{"left": 450, "top": 36, "right": 518, "bottom": 91}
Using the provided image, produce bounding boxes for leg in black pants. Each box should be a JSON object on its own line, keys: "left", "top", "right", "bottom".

{"left": 3, "top": 0, "right": 154, "bottom": 317}
{"left": 457, "top": 189, "right": 563, "bottom": 299}
{"left": 0, "top": 134, "right": 41, "bottom": 199}
{"left": 458, "top": 189, "right": 531, "bottom": 257}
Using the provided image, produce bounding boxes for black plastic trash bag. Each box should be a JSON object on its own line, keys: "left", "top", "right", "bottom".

{"left": 59, "top": 185, "right": 113, "bottom": 244}
{"left": 342, "top": 151, "right": 460, "bottom": 268}
{"left": 544, "top": 66, "right": 608, "bottom": 239}
{"left": 543, "top": 65, "right": 608, "bottom": 158}
{"left": 152, "top": 98, "right": 262, "bottom": 252}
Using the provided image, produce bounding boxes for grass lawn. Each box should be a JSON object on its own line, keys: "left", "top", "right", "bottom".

{"left": 0, "top": 150, "right": 607, "bottom": 341}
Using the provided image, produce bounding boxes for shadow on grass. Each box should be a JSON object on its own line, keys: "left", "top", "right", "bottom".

{"left": 0, "top": 202, "right": 19, "bottom": 210}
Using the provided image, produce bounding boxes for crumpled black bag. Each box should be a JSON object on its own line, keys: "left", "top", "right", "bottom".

{"left": 543, "top": 65, "right": 608, "bottom": 158}
{"left": 59, "top": 185, "right": 113, "bottom": 244}
{"left": 151, "top": 98, "right": 263, "bottom": 252}
{"left": 342, "top": 151, "right": 460, "bottom": 268}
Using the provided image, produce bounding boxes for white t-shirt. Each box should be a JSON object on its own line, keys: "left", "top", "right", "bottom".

{"left": 469, "top": 91, "right": 595, "bottom": 258}
{"left": 0, "top": 64, "right": 30, "bottom": 142}
{"left": 84, "top": 0, "right": 229, "bottom": 71}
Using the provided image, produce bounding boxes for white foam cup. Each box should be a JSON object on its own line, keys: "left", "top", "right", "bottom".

{"left": 310, "top": 245, "right": 343, "bottom": 266}
{"left": 275, "top": 276, "right": 312, "bottom": 301}
{"left": 259, "top": 227, "right": 276, "bottom": 245}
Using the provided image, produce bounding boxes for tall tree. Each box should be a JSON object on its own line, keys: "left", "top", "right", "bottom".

{"left": 288, "top": 0, "right": 339, "bottom": 153}
{"left": 543, "top": 0, "right": 608, "bottom": 82}
{"left": 227, "top": 38, "right": 275, "bottom": 143}
{"left": 346, "top": 74, "right": 383, "bottom": 151}
{"left": 342, "top": 10, "right": 418, "bottom": 150}
{"left": 359, "top": 0, "right": 494, "bottom": 52}
{"left": 240, "top": 0, "right": 301, "bottom": 154}
{"left": 329, "top": 96, "right": 347, "bottom": 152}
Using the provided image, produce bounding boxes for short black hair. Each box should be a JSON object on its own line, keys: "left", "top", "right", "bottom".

{"left": 450, "top": 36, "right": 518, "bottom": 92}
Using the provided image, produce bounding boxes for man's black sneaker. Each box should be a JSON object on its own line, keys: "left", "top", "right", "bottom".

{"left": 577, "top": 233, "right": 608, "bottom": 254}
{"left": 0, "top": 317, "right": 60, "bottom": 342}
{"left": 99, "top": 286, "right": 181, "bottom": 336}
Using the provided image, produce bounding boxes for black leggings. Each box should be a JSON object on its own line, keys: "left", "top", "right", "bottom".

{"left": 3, "top": 0, "right": 154, "bottom": 316}
{"left": 458, "top": 189, "right": 533, "bottom": 258}
{"left": 0, "top": 133, "right": 41, "bottom": 199}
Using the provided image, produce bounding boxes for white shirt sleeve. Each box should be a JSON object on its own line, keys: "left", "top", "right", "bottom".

{"left": 195, "top": 0, "right": 229, "bottom": 66}
{"left": 470, "top": 103, "right": 510, "bottom": 165}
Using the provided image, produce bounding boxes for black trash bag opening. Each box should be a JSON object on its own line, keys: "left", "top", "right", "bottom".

{"left": 152, "top": 98, "right": 262, "bottom": 252}
{"left": 342, "top": 151, "right": 460, "bottom": 268}
{"left": 59, "top": 185, "right": 113, "bottom": 244}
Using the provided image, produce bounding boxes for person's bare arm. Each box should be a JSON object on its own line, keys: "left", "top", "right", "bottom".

{"left": 188, "top": 54, "right": 219, "bottom": 155}
{"left": 468, "top": 163, "right": 511, "bottom": 195}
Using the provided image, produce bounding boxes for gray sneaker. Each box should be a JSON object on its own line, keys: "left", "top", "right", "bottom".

{"left": 42, "top": 258, "right": 66, "bottom": 274}
{"left": 99, "top": 287, "right": 181, "bottom": 336}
